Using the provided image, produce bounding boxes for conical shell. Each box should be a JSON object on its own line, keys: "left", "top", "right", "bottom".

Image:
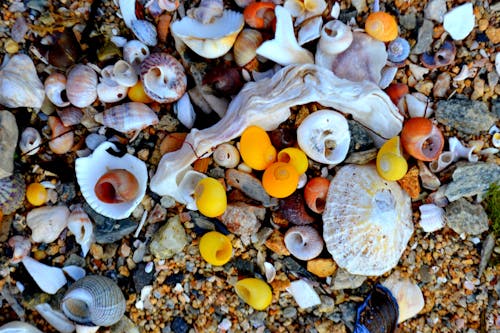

{"left": 61, "top": 275, "right": 126, "bottom": 327}
{"left": 66, "top": 64, "right": 98, "bottom": 108}
{"left": 323, "top": 164, "right": 413, "bottom": 276}
{"left": 94, "top": 102, "right": 158, "bottom": 134}
{"left": 0, "top": 173, "right": 26, "bottom": 215}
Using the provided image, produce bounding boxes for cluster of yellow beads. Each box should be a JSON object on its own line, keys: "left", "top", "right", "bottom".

{"left": 234, "top": 278, "right": 273, "bottom": 310}
{"left": 194, "top": 177, "right": 227, "bottom": 217}
{"left": 376, "top": 136, "right": 408, "bottom": 181}
{"left": 199, "top": 231, "right": 233, "bottom": 266}
{"left": 239, "top": 126, "right": 276, "bottom": 170}
{"left": 26, "top": 183, "right": 48, "bottom": 206}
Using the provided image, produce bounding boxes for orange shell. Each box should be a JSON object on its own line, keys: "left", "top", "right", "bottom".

{"left": 385, "top": 83, "right": 409, "bottom": 106}
{"left": 401, "top": 117, "right": 444, "bottom": 161}
{"left": 94, "top": 169, "right": 140, "bottom": 203}
{"left": 26, "top": 183, "right": 48, "bottom": 206}
{"left": 303, "top": 177, "right": 330, "bottom": 214}
{"left": 365, "top": 12, "right": 398, "bottom": 42}
{"left": 262, "top": 162, "right": 299, "bottom": 198}
{"left": 243, "top": 2, "right": 276, "bottom": 29}
{"left": 239, "top": 126, "right": 276, "bottom": 170}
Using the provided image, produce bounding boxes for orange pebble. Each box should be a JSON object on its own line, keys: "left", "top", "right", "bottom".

{"left": 26, "top": 183, "right": 48, "bottom": 206}
{"left": 128, "top": 81, "right": 154, "bottom": 103}
{"left": 262, "top": 162, "right": 299, "bottom": 198}
{"left": 365, "top": 11, "right": 398, "bottom": 42}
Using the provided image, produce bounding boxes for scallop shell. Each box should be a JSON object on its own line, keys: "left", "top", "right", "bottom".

{"left": 323, "top": 164, "right": 413, "bottom": 276}
{"left": 61, "top": 275, "right": 126, "bottom": 327}
{"left": 66, "top": 64, "right": 98, "bottom": 108}
{"left": 19, "top": 127, "right": 42, "bottom": 156}
{"left": 297, "top": 110, "right": 350, "bottom": 165}
{"left": 94, "top": 102, "right": 159, "bottom": 134}
{"left": 0, "top": 173, "right": 26, "bottom": 215}
{"left": 123, "top": 40, "right": 150, "bottom": 72}
{"left": 171, "top": 10, "right": 245, "bottom": 59}
{"left": 75, "top": 141, "right": 148, "bottom": 219}
{"left": 44, "top": 72, "right": 70, "bottom": 107}
{"left": 418, "top": 203, "right": 445, "bottom": 232}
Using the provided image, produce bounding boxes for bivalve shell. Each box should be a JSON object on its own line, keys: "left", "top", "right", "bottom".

{"left": 61, "top": 275, "right": 126, "bottom": 327}
{"left": 44, "top": 72, "right": 70, "bottom": 107}
{"left": 66, "top": 64, "right": 98, "bottom": 108}
{"left": 382, "top": 271, "right": 425, "bottom": 323}
{"left": 94, "top": 102, "right": 159, "bottom": 134}
{"left": 354, "top": 284, "right": 399, "bottom": 332}
{"left": 0, "top": 173, "right": 25, "bottom": 215}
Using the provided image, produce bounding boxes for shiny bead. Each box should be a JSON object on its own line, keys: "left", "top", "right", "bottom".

{"left": 26, "top": 183, "right": 48, "bottom": 206}
{"left": 277, "top": 147, "right": 308, "bottom": 175}
{"left": 262, "top": 162, "right": 299, "bottom": 198}
{"left": 199, "top": 231, "right": 232, "bottom": 266}
{"left": 239, "top": 126, "right": 276, "bottom": 171}
{"left": 376, "top": 136, "right": 408, "bottom": 181}
{"left": 194, "top": 177, "right": 227, "bottom": 217}
{"left": 234, "top": 278, "right": 272, "bottom": 310}
{"left": 128, "top": 81, "right": 153, "bottom": 103}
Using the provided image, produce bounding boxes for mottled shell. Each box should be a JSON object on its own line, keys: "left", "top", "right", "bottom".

{"left": 57, "top": 107, "right": 84, "bottom": 127}
{"left": 0, "top": 173, "right": 26, "bottom": 214}
{"left": 233, "top": 29, "right": 263, "bottom": 67}
{"left": 61, "top": 275, "right": 126, "bottom": 327}
{"left": 94, "top": 102, "right": 159, "bottom": 134}
{"left": 140, "top": 53, "right": 187, "bottom": 103}
{"left": 323, "top": 164, "right": 413, "bottom": 276}
{"left": 66, "top": 64, "right": 98, "bottom": 108}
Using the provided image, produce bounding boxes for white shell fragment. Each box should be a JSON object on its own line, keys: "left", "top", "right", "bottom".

{"left": 34, "top": 303, "right": 75, "bottom": 333}
{"left": 0, "top": 321, "right": 44, "bottom": 333}
{"left": 112, "top": 60, "right": 138, "bottom": 87}
{"left": 75, "top": 141, "right": 148, "bottom": 219}
{"left": 323, "top": 164, "right": 413, "bottom": 276}
{"left": 27, "top": 205, "right": 70, "bottom": 243}
{"left": 286, "top": 279, "right": 321, "bottom": 309}
{"left": 297, "top": 110, "right": 350, "bottom": 165}
{"left": 62, "top": 265, "right": 87, "bottom": 281}
{"left": 443, "top": 3, "right": 475, "bottom": 41}
{"left": 382, "top": 271, "right": 425, "bottom": 323}
{"left": 171, "top": 10, "right": 244, "bottom": 59}
{"left": 297, "top": 16, "right": 323, "bottom": 46}
{"left": 419, "top": 203, "right": 445, "bottom": 232}
{"left": 21, "top": 256, "right": 67, "bottom": 294}
{"left": 67, "top": 206, "right": 94, "bottom": 257}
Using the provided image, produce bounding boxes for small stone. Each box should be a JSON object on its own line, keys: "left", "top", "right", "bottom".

{"left": 90, "top": 243, "right": 104, "bottom": 260}
{"left": 348, "top": 121, "right": 374, "bottom": 152}
{"left": 412, "top": 19, "right": 434, "bottom": 54}
{"left": 444, "top": 162, "right": 500, "bottom": 201}
{"left": 478, "top": 233, "right": 495, "bottom": 277}
{"left": 4, "top": 39, "right": 19, "bottom": 54}
{"left": 398, "top": 166, "right": 420, "bottom": 199}
{"left": 443, "top": 3, "right": 475, "bottom": 41}
{"left": 433, "top": 72, "right": 451, "bottom": 98}
{"left": 318, "top": 295, "right": 335, "bottom": 313}
{"left": 0, "top": 111, "right": 18, "bottom": 179}
{"left": 485, "top": 27, "right": 500, "bottom": 44}
{"left": 445, "top": 198, "right": 489, "bottom": 235}
{"left": 414, "top": 80, "right": 433, "bottom": 96}
{"left": 265, "top": 230, "right": 290, "bottom": 256}
{"left": 133, "top": 262, "right": 154, "bottom": 293}
{"left": 435, "top": 99, "right": 497, "bottom": 135}
{"left": 399, "top": 11, "right": 417, "bottom": 30}
{"left": 332, "top": 268, "right": 366, "bottom": 290}
{"left": 424, "top": 0, "right": 447, "bottom": 23}
{"left": 307, "top": 258, "right": 337, "bottom": 278}
{"left": 219, "top": 203, "right": 265, "bottom": 238}
{"left": 170, "top": 316, "right": 189, "bottom": 333}
{"left": 149, "top": 215, "right": 188, "bottom": 259}
{"left": 478, "top": 18, "right": 489, "bottom": 31}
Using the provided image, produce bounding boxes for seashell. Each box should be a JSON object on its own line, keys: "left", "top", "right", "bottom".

{"left": 443, "top": 3, "right": 474, "bottom": 41}
{"left": 428, "top": 151, "right": 453, "bottom": 173}
{"left": 448, "top": 136, "right": 478, "bottom": 163}
{"left": 284, "top": 225, "right": 323, "bottom": 261}
{"left": 123, "top": 40, "right": 150, "bottom": 72}
{"left": 128, "top": 81, "right": 154, "bottom": 104}
{"left": 417, "top": 160, "right": 441, "bottom": 190}
{"left": 276, "top": 191, "right": 315, "bottom": 225}
{"left": 199, "top": 230, "right": 232, "bottom": 265}
{"left": 57, "top": 107, "right": 84, "bottom": 127}
{"left": 48, "top": 116, "right": 74, "bottom": 155}
{"left": 94, "top": 169, "right": 140, "bottom": 204}
{"left": 44, "top": 72, "right": 70, "bottom": 107}
{"left": 385, "top": 83, "right": 409, "bottom": 106}
{"left": 418, "top": 203, "right": 445, "bottom": 232}
{"left": 112, "top": 60, "right": 138, "bottom": 87}
{"left": 160, "top": 132, "right": 187, "bottom": 154}
{"left": 26, "top": 182, "right": 48, "bottom": 206}
{"left": 387, "top": 37, "right": 410, "bottom": 63}
{"left": 61, "top": 275, "right": 126, "bottom": 326}
{"left": 262, "top": 162, "right": 299, "bottom": 198}
{"left": 188, "top": 0, "right": 224, "bottom": 24}
{"left": 297, "top": 110, "right": 350, "bottom": 165}
{"left": 354, "top": 284, "right": 399, "bottom": 332}
{"left": 379, "top": 66, "right": 398, "bottom": 89}
{"left": 365, "top": 11, "right": 398, "bottom": 42}
{"left": 214, "top": 143, "right": 240, "bottom": 168}
{"left": 8, "top": 235, "right": 31, "bottom": 264}
{"left": 157, "top": 13, "right": 172, "bottom": 44}
{"left": 323, "top": 164, "right": 413, "bottom": 276}
{"left": 243, "top": 2, "right": 276, "bottom": 29}
{"left": 492, "top": 132, "right": 500, "bottom": 148}
{"left": 303, "top": 177, "right": 330, "bottom": 214}
{"left": 171, "top": 10, "right": 245, "bottom": 59}
{"left": 234, "top": 0, "right": 255, "bottom": 8}
{"left": 315, "top": 20, "right": 353, "bottom": 68}
{"left": 256, "top": 6, "right": 314, "bottom": 66}
{"left": 297, "top": 16, "right": 323, "bottom": 46}
{"left": 19, "top": 127, "right": 42, "bottom": 156}
{"left": 0, "top": 173, "right": 25, "bottom": 215}
{"left": 35, "top": 303, "right": 75, "bottom": 333}
{"left": 0, "top": 54, "right": 45, "bottom": 108}
{"left": 27, "top": 205, "right": 70, "bottom": 243}
{"left": 420, "top": 40, "right": 456, "bottom": 69}
{"left": 239, "top": 125, "right": 276, "bottom": 171}
{"left": 66, "top": 64, "right": 98, "bottom": 108}
{"left": 157, "top": 0, "right": 180, "bottom": 12}
{"left": 225, "top": 168, "right": 275, "bottom": 207}
{"left": 283, "top": 0, "right": 327, "bottom": 25}
{"left": 140, "top": 53, "right": 187, "bottom": 103}
{"left": 382, "top": 271, "right": 425, "bottom": 323}
{"left": 22, "top": 256, "right": 67, "bottom": 294}
{"left": 85, "top": 133, "right": 107, "bottom": 151}
{"left": 62, "top": 265, "right": 86, "bottom": 281}
{"left": 234, "top": 278, "right": 272, "bottom": 310}
{"left": 131, "top": 19, "right": 158, "bottom": 47}
{"left": 376, "top": 136, "right": 408, "bottom": 181}
{"left": 75, "top": 325, "right": 100, "bottom": 333}
{"left": 203, "top": 66, "right": 244, "bottom": 96}
{"left": 401, "top": 117, "right": 444, "bottom": 161}
{"left": 174, "top": 93, "right": 196, "bottom": 129}
{"left": 277, "top": 147, "right": 308, "bottom": 175}
{"left": 94, "top": 102, "right": 159, "bottom": 134}
{"left": 397, "top": 93, "right": 434, "bottom": 118}
{"left": 97, "top": 81, "right": 129, "bottom": 103}
{"left": 177, "top": 170, "right": 207, "bottom": 210}
{"left": 67, "top": 206, "right": 94, "bottom": 257}
{"left": 118, "top": 0, "right": 136, "bottom": 28}
{"left": 263, "top": 262, "right": 276, "bottom": 283}
{"left": 75, "top": 142, "right": 148, "bottom": 219}
{"left": 100, "top": 65, "right": 119, "bottom": 87}
{"left": 0, "top": 321, "right": 44, "bottom": 332}
{"left": 286, "top": 279, "right": 321, "bottom": 309}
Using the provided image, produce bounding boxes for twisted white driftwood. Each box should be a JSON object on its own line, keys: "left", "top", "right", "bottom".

{"left": 150, "top": 64, "right": 403, "bottom": 204}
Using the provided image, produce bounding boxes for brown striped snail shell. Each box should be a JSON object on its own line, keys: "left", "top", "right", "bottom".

{"left": 66, "top": 64, "right": 98, "bottom": 108}
{"left": 56, "top": 106, "right": 83, "bottom": 127}
{"left": 0, "top": 173, "right": 26, "bottom": 215}
{"left": 61, "top": 275, "right": 126, "bottom": 327}
{"left": 234, "top": 29, "right": 263, "bottom": 67}
{"left": 94, "top": 102, "right": 159, "bottom": 134}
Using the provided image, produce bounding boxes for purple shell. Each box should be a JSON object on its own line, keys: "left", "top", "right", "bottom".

{"left": 354, "top": 284, "right": 399, "bottom": 333}
{"left": 387, "top": 37, "right": 410, "bottom": 63}
{"left": 0, "top": 173, "right": 26, "bottom": 215}
{"left": 420, "top": 40, "right": 456, "bottom": 69}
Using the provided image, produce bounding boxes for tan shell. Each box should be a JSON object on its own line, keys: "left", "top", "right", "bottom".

{"left": 322, "top": 164, "right": 413, "bottom": 276}
{"left": 94, "top": 102, "right": 159, "bottom": 134}
{"left": 66, "top": 64, "right": 98, "bottom": 108}
{"left": 233, "top": 29, "right": 263, "bottom": 67}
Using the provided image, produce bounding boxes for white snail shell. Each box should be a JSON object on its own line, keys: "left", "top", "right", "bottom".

{"left": 284, "top": 225, "right": 324, "bottom": 261}
{"left": 44, "top": 72, "right": 70, "bottom": 107}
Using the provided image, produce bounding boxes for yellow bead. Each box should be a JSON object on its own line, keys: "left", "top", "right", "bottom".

{"left": 376, "top": 136, "right": 408, "bottom": 181}
{"left": 234, "top": 278, "right": 272, "bottom": 310}
{"left": 262, "top": 162, "right": 299, "bottom": 198}
{"left": 239, "top": 126, "right": 276, "bottom": 170}
{"left": 26, "top": 183, "right": 48, "bottom": 206}
{"left": 199, "top": 231, "right": 232, "bottom": 266}
{"left": 128, "top": 81, "right": 154, "bottom": 103}
{"left": 194, "top": 177, "right": 227, "bottom": 217}
{"left": 277, "top": 147, "right": 308, "bottom": 175}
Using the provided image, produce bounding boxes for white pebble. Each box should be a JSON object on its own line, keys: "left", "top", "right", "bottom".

{"left": 443, "top": 3, "right": 475, "bottom": 41}
{"left": 145, "top": 261, "right": 154, "bottom": 273}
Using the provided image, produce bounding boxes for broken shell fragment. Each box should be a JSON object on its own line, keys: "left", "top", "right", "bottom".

{"left": 0, "top": 322, "right": 43, "bottom": 332}
{"left": 297, "top": 110, "right": 350, "bottom": 165}
{"left": 0, "top": 174, "right": 25, "bottom": 215}
{"left": 75, "top": 142, "right": 148, "bottom": 219}
{"left": 401, "top": 117, "right": 444, "bottom": 161}
{"left": 111, "top": 60, "right": 138, "bottom": 87}
{"left": 233, "top": 29, "right": 264, "bottom": 67}
{"left": 443, "top": 3, "right": 474, "bottom": 41}
{"left": 382, "top": 271, "right": 425, "bottom": 323}
{"left": 188, "top": 0, "right": 224, "bottom": 24}
{"left": 284, "top": 225, "right": 324, "bottom": 261}
{"left": 123, "top": 40, "right": 150, "bottom": 72}
{"left": 44, "top": 72, "right": 70, "bottom": 107}
{"left": 131, "top": 19, "right": 158, "bottom": 47}
{"left": 286, "top": 279, "right": 321, "bottom": 309}
{"left": 420, "top": 41, "right": 456, "bottom": 69}
{"left": 94, "top": 102, "right": 159, "bottom": 134}
{"left": 22, "top": 256, "right": 67, "bottom": 294}
{"left": 27, "top": 205, "right": 70, "bottom": 243}
{"left": 174, "top": 93, "right": 196, "bottom": 129}
{"left": 8, "top": 235, "right": 31, "bottom": 264}
{"left": 67, "top": 206, "right": 93, "bottom": 257}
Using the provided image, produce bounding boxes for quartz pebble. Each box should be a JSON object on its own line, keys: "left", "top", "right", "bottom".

{"left": 332, "top": 268, "right": 366, "bottom": 290}
{"left": 445, "top": 198, "right": 489, "bottom": 235}
{"left": 443, "top": 3, "right": 475, "bottom": 41}
{"left": 219, "top": 202, "right": 265, "bottom": 239}
{"left": 435, "top": 99, "right": 498, "bottom": 135}
{"left": 149, "top": 215, "right": 188, "bottom": 259}
{"left": 445, "top": 162, "right": 500, "bottom": 201}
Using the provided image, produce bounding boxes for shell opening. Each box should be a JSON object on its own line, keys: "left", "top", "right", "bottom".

{"left": 61, "top": 289, "right": 94, "bottom": 325}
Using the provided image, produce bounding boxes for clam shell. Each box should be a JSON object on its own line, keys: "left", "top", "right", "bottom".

{"left": 171, "top": 10, "right": 245, "bottom": 59}
{"left": 323, "top": 164, "right": 413, "bottom": 276}
{"left": 123, "top": 40, "right": 150, "bottom": 72}
{"left": 140, "top": 53, "right": 187, "bottom": 103}
{"left": 382, "top": 271, "right": 425, "bottom": 323}
{"left": 61, "top": 275, "right": 126, "bottom": 327}
{"left": 75, "top": 141, "right": 148, "bottom": 219}
{"left": 94, "top": 102, "right": 159, "bottom": 134}
{"left": 19, "top": 127, "right": 42, "bottom": 156}
{"left": 66, "top": 64, "right": 98, "bottom": 108}
{"left": 0, "top": 173, "right": 26, "bottom": 215}
{"left": 44, "top": 72, "right": 70, "bottom": 107}
{"left": 418, "top": 203, "right": 445, "bottom": 232}
{"left": 297, "top": 110, "right": 350, "bottom": 165}
{"left": 131, "top": 19, "right": 158, "bottom": 47}
{"left": 354, "top": 284, "right": 399, "bottom": 332}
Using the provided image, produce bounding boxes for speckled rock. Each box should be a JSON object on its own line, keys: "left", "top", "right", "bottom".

{"left": 435, "top": 99, "right": 497, "bottom": 135}
{"left": 0, "top": 111, "right": 18, "bottom": 179}
{"left": 424, "top": 0, "right": 447, "bottom": 23}
{"left": 348, "top": 120, "right": 374, "bottom": 152}
{"left": 444, "top": 162, "right": 500, "bottom": 201}
{"left": 399, "top": 11, "right": 417, "bottom": 30}
{"left": 149, "top": 215, "right": 188, "bottom": 259}
{"left": 219, "top": 202, "right": 265, "bottom": 239}
{"left": 412, "top": 19, "right": 434, "bottom": 54}
{"left": 445, "top": 198, "right": 489, "bottom": 235}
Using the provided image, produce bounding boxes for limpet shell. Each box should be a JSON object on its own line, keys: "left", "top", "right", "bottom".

{"left": 0, "top": 173, "right": 26, "bottom": 215}
{"left": 75, "top": 141, "right": 148, "bottom": 219}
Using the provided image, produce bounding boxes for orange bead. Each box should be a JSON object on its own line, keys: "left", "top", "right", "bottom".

{"left": 243, "top": 2, "right": 276, "bottom": 29}
{"left": 303, "top": 177, "right": 330, "bottom": 214}
{"left": 26, "top": 183, "right": 48, "bottom": 206}
{"left": 401, "top": 117, "right": 444, "bottom": 161}
{"left": 128, "top": 81, "right": 154, "bottom": 103}
{"left": 239, "top": 126, "right": 276, "bottom": 170}
{"left": 262, "top": 162, "right": 299, "bottom": 198}
{"left": 365, "top": 12, "right": 398, "bottom": 42}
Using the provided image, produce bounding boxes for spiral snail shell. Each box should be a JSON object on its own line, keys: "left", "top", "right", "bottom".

{"left": 61, "top": 275, "right": 126, "bottom": 327}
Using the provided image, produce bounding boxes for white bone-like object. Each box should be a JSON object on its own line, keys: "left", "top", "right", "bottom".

{"left": 149, "top": 64, "right": 403, "bottom": 203}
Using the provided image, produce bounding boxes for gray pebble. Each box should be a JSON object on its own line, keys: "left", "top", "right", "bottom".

{"left": 282, "top": 307, "right": 297, "bottom": 319}
{"left": 0, "top": 111, "right": 18, "bottom": 179}
{"left": 478, "top": 233, "right": 495, "bottom": 277}
{"left": 424, "top": 0, "right": 447, "bottom": 23}
{"left": 435, "top": 99, "right": 497, "bottom": 135}
{"left": 348, "top": 120, "right": 374, "bottom": 153}
{"left": 399, "top": 11, "right": 417, "bottom": 30}
{"left": 444, "top": 162, "right": 500, "bottom": 201}
{"left": 445, "top": 198, "right": 489, "bottom": 235}
{"left": 412, "top": 19, "right": 434, "bottom": 54}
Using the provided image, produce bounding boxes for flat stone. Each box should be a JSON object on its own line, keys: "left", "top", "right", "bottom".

{"left": 399, "top": 11, "right": 417, "bottom": 30}
{"left": 85, "top": 203, "right": 137, "bottom": 244}
{"left": 445, "top": 198, "right": 489, "bottom": 235}
{"left": 133, "top": 263, "right": 154, "bottom": 293}
{"left": 348, "top": 120, "right": 374, "bottom": 152}
{"left": 412, "top": 19, "right": 434, "bottom": 54}
{"left": 0, "top": 111, "right": 18, "bottom": 179}
{"left": 149, "top": 215, "right": 188, "bottom": 259}
{"left": 478, "top": 234, "right": 495, "bottom": 277}
{"left": 424, "top": 0, "right": 447, "bottom": 23}
{"left": 445, "top": 162, "right": 500, "bottom": 201}
{"left": 435, "top": 99, "right": 497, "bottom": 135}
